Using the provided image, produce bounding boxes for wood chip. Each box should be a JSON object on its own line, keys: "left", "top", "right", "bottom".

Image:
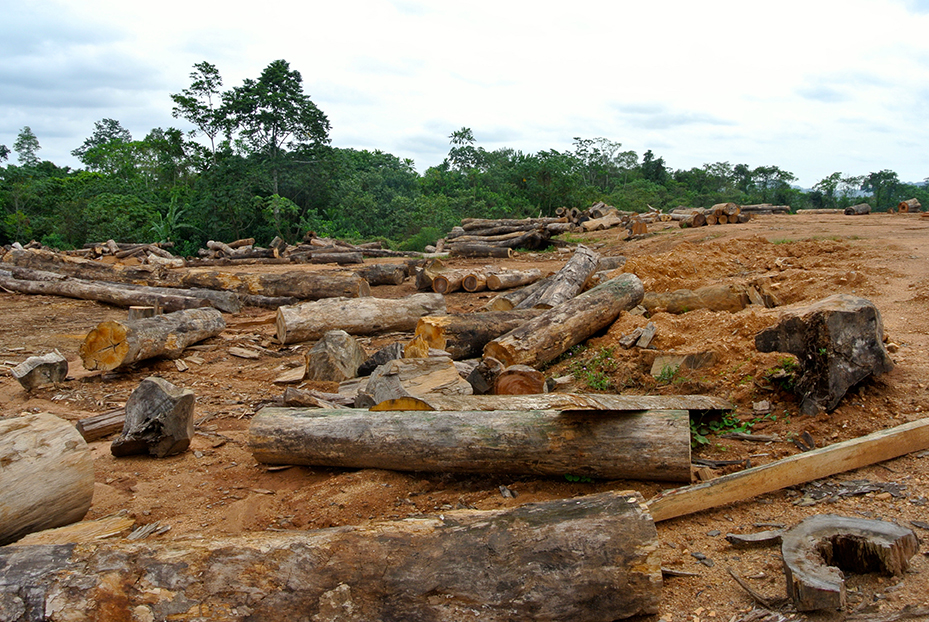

{"left": 229, "top": 347, "right": 261, "bottom": 360}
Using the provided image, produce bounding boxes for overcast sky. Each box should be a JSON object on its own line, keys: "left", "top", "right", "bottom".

{"left": 2, "top": 0, "right": 928, "bottom": 187}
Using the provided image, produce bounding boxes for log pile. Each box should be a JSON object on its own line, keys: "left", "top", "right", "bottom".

{"left": 66, "top": 240, "right": 179, "bottom": 266}
{"left": 444, "top": 217, "right": 565, "bottom": 255}
{"left": 672, "top": 203, "right": 752, "bottom": 228}
{"left": 190, "top": 233, "right": 421, "bottom": 266}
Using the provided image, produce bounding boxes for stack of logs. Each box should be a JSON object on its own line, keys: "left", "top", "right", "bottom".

{"left": 440, "top": 217, "right": 572, "bottom": 257}
{"left": 59, "top": 240, "right": 180, "bottom": 267}
{"left": 193, "top": 233, "right": 419, "bottom": 266}
{"left": 671, "top": 203, "right": 753, "bottom": 228}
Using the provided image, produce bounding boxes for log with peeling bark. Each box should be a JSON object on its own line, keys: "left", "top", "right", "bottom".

{"left": 276, "top": 293, "right": 447, "bottom": 344}
{"left": 485, "top": 273, "right": 644, "bottom": 367}
{"left": 515, "top": 245, "right": 600, "bottom": 309}
{"left": 0, "top": 268, "right": 212, "bottom": 312}
{"left": 250, "top": 406, "right": 691, "bottom": 481}
{"left": 486, "top": 268, "right": 543, "bottom": 291}
{"left": 414, "top": 309, "right": 546, "bottom": 359}
{"left": 0, "top": 413, "right": 94, "bottom": 545}
{"left": 0, "top": 491, "right": 661, "bottom": 621}
{"left": 354, "top": 263, "right": 407, "bottom": 286}
{"left": 369, "top": 393, "right": 735, "bottom": 413}
{"left": 447, "top": 243, "right": 515, "bottom": 258}
{"left": 844, "top": 202, "right": 871, "bottom": 215}
{"left": 80, "top": 307, "right": 226, "bottom": 371}
{"left": 643, "top": 283, "right": 750, "bottom": 314}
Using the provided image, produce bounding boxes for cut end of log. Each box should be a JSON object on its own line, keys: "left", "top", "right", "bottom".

{"left": 370, "top": 396, "right": 434, "bottom": 411}
{"left": 79, "top": 321, "right": 130, "bottom": 371}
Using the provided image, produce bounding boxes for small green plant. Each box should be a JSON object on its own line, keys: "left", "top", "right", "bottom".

{"left": 655, "top": 364, "right": 679, "bottom": 385}
{"left": 764, "top": 357, "right": 799, "bottom": 392}
{"left": 569, "top": 346, "right": 618, "bottom": 391}
{"left": 689, "top": 411, "right": 753, "bottom": 449}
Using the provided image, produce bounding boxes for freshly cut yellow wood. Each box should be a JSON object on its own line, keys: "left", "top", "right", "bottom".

{"left": 0, "top": 413, "right": 94, "bottom": 545}
{"left": 414, "top": 309, "right": 545, "bottom": 359}
{"left": 80, "top": 307, "right": 226, "bottom": 371}
{"left": 647, "top": 417, "right": 929, "bottom": 522}
{"left": 370, "top": 393, "right": 734, "bottom": 412}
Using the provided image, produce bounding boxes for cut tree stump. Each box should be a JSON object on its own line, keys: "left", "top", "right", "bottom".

{"left": 0, "top": 491, "right": 661, "bottom": 621}
{"left": 782, "top": 515, "right": 919, "bottom": 611}
{"left": 515, "top": 244, "right": 600, "bottom": 309}
{"left": 414, "top": 309, "right": 545, "bottom": 359}
{"left": 111, "top": 377, "right": 195, "bottom": 458}
{"left": 0, "top": 413, "right": 94, "bottom": 546}
{"left": 484, "top": 273, "right": 644, "bottom": 368}
{"left": 276, "top": 293, "right": 446, "bottom": 344}
{"left": 11, "top": 350, "right": 68, "bottom": 390}
{"left": 755, "top": 294, "right": 893, "bottom": 414}
{"left": 494, "top": 364, "right": 546, "bottom": 395}
{"left": 80, "top": 307, "right": 226, "bottom": 371}
{"left": 304, "top": 330, "right": 367, "bottom": 383}
{"left": 249, "top": 407, "right": 691, "bottom": 481}
{"left": 646, "top": 417, "right": 929, "bottom": 522}
{"left": 357, "top": 357, "right": 473, "bottom": 408}
{"left": 369, "top": 392, "right": 735, "bottom": 413}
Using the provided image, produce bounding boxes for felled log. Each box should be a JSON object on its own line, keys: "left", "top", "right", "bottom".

{"left": 0, "top": 492, "right": 661, "bottom": 621}
{"left": 0, "top": 269, "right": 211, "bottom": 312}
{"left": 354, "top": 263, "right": 407, "bottom": 286}
{"left": 414, "top": 309, "right": 545, "bottom": 359}
{"left": 447, "top": 243, "right": 514, "bottom": 258}
{"left": 643, "top": 283, "right": 750, "bottom": 314}
{"left": 451, "top": 229, "right": 548, "bottom": 249}
{"left": 646, "top": 417, "right": 929, "bottom": 522}
{"left": 111, "top": 377, "right": 195, "bottom": 458}
{"left": 795, "top": 208, "right": 844, "bottom": 215}
{"left": 0, "top": 413, "right": 94, "bottom": 545}
{"left": 755, "top": 294, "right": 894, "bottom": 414}
{"left": 250, "top": 407, "right": 691, "bottom": 481}
{"left": 515, "top": 244, "right": 600, "bottom": 309}
{"left": 11, "top": 351, "right": 68, "bottom": 390}
{"left": 75, "top": 408, "right": 126, "bottom": 442}
{"left": 461, "top": 270, "right": 491, "bottom": 292}
{"left": 844, "top": 203, "right": 871, "bottom": 215}
{"left": 300, "top": 252, "right": 364, "bottom": 265}
{"left": 494, "top": 364, "right": 545, "bottom": 394}
{"left": 448, "top": 222, "right": 542, "bottom": 238}
{"left": 782, "top": 515, "right": 919, "bottom": 611}
{"left": 370, "top": 393, "right": 735, "bottom": 413}
{"left": 678, "top": 212, "right": 707, "bottom": 228}
{"left": 484, "top": 275, "right": 553, "bottom": 311}
{"left": 283, "top": 387, "right": 352, "bottom": 408}
{"left": 80, "top": 307, "right": 226, "bottom": 371}
{"left": 461, "top": 216, "right": 564, "bottom": 230}
{"left": 431, "top": 269, "right": 471, "bottom": 294}
{"left": 486, "top": 268, "right": 543, "bottom": 291}
{"left": 169, "top": 269, "right": 371, "bottom": 300}
{"left": 740, "top": 204, "right": 791, "bottom": 214}
{"left": 484, "top": 274, "right": 644, "bottom": 368}
{"left": 276, "top": 293, "right": 447, "bottom": 344}
{"left": 897, "top": 198, "right": 922, "bottom": 213}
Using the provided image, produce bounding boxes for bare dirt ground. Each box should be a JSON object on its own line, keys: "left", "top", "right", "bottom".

{"left": 2, "top": 212, "right": 928, "bottom": 621}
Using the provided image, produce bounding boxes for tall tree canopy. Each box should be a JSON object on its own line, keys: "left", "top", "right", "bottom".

{"left": 13, "top": 127, "right": 41, "bottom": 167}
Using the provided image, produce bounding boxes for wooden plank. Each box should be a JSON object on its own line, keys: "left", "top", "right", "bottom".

{"left": 647, "top": 418, "right": 929, "bottom": 522}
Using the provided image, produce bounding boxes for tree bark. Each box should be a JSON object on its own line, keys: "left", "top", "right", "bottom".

{"left": 167, "top": 269, "right": 371, "bottom": 300}
{"left": 844, "top": 203, "right": 871, "bottom": 215}
{"left": 431, "top": 269, "right": 470, "bottom": 294}
{"left": 369, "top": 392, "right": 734, "bottom": 413}
{"left": 80, "top": 308, "right": 226, "bottom": 371}
{"left": 515, "top": 244, "right": 600, "bottom": 309}
{"left": 0, "top": 413, "right": 94, "bottom": 546}
{"left": 486, "top": 268, "right": 543, "bottom": 291}
{"left": 484, "top": 274, "right": 644, "bottom": 368}
{"left": 276, "top": 293, "right": 447, "bottom": 344}
{"left": 249, "top": 406, "right": 691, "bottom": 481}
{"left": 354, "top": 263, "right": 407, "bottom": 286}
{"left": 0, "top": 491, "right": 661, "bottom": 622}
{"left": 414, "top": 309, "right": 545, "bottom": 359}
{"left": 461, "top": 216, "right": 564, "bottom": 230}
{"left": 897, "top": 198, "right": 922, "bottom": 213}
{"left": 484, "top": 275, "right": 553, "bottom": 311}
{"left": 447, "top": 243, "right": 514, "bottom": 258}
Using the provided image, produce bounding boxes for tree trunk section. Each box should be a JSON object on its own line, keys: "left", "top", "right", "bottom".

{"left": 484, "top": 275, "right": 553, "bottom": 311}
{"left": 447, "top": 244, "right": 514, "bottom": 259}
{"left": 643, "top": 283, "right": 750, "bottom": 314}
{"left": 486, "top": 268, "right": 543, "bottom": 291}
{"left": 80, "top": 308, "right": 226, "bottom": 371}
{"left": 515, "top": 244, "right": 600, "bottom": 309}
{"left": 494, "top": 364, "right": 546, "bottom": 394}
{"left": 354, "top": 263, "right": 407, "bottom": 286}
{"left": 276, "top": 293, "right": 447, "bottom": 344}
{"left": 844, "top": 203, "right": 871, "bottom": 215}
{"left": 0, "top": 413, "right": 94, "bottom": 546}
{"left": 0, "top": 491, "right": 661, "bottom": 621}
{"left": 169, "top": 269, "right": 371, "bottom": 300}
{"left": 75, "top": 408, "right": 126, "bottom": 442}
{"left": 249, "top": 406, "right": 691, "bottom": 481}
{"left": 369, "top": 392, "right": 735, "bottom": 413}
{"left": 897, "top": 198, "right": 921, "bottom": 213}
{"left": 484, "top": 274, "right": 644, "bottom": 368}
{"left": 414, "top": 309, "right": 545, "bottom": 359}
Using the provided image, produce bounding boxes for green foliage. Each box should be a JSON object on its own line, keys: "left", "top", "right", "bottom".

{"left": 397, "top": 227, "right": 442, "bottom": 252}
{"left": 654, "top": 364, "right": 679, "bottom": 385}
{"left": 83, "top": 193, "right": 158, "bottom": 243}
{"left": 13, "top": 127, "right": 40, "bottom": 167}
{"left": 569, "top": 346, "right": 617, "bottom": 391}
{"left": 690, "top": 411, "right": 751, "bottom": 449}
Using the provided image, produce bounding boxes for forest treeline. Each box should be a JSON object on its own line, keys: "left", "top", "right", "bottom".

{"left": 2, "top": 60, "right": 927, "bottom": 255}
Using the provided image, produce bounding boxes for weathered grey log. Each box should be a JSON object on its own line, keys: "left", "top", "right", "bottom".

{"left": 755, "top": 294, "right": 894, "bottom": 414}
{"left": 126, "top": 306, "right": 156, "bottom": 320}
{"left": 304, "top": 330, "right": 367, "bottom": 383}
{"left": 447, "top": 243, "right": 515, "bottom": 258}
{"left": 111, "top": 377, "right": 195, "bottom": 458}
{"left": 0, "top": 413, "right": 94, "bottom": 546}
{"left": 80, "top": 307, "right": 226, "bottom": 371}
{"left": 0, "top": 491, "right": 661, "bottom": 621}
{"left": 354, "top": 263, "right": 407, "bottom": 286}
{"left": 484, "top": 274, "right": 644, "bottom": 368}
{"left": 369, "top": 392, "right": 735, "bottom": 413}
{"left": 282, "top": 387, "right": 352, "bottom": 408}
{"left": 11, "top": 351, "right": 68, "bottom": 390}
{"left": 782, "top": 515, "right": 919, "bottom": 611}
{"left": 168, "top": 269, "right": 371, "bottom": 300}
{"left": 643, "top": 283, "right": 750, "bottom": 314}
{"left": 357, "top": 342, "right": 405, "bottom": 376}
{"left": 75, "top": 408, "right": 126, "bottom": 442}
{"left": 250, "top": 407, "right": 691, "bottom": 481}
{"left": 357, "top": 357, "right": 473, "bottom": 407}
{"left": 414, "top": 309, "right": 546, "bottom": 360}
{"left": 303, "top": 252, "right": 364, "bottom": 265}
{"left": 897, "top": 198, "right": 922, "bottom": 213}
{"left": 461, "top": 216, "right": 564, "bottom": 230}
{"left": 844, "top": 202, "right": 871, "bottom": 215}
{"left": 276, "top": 293, "right": 446, "bottom": 344}
{"left": 515, "top": 244, "right": 600, "bottom": 309}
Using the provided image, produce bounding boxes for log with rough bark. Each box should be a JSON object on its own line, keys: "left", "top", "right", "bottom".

{"left": 844, "top": 202, "right": 871, "bottom": 215}
{"left": 897, "top": 198, "right": 922, "bottom": 213}
{"left": 486, "top": 268, "right": 543, "bottom": 291}
{"left": 80, "top": 307, "right": 226, "bottom": 371}
{"left": 461, "top": 216, "right": 564, "bottom": 230}
{"left": 301, "top": 252, "right": 364, "bottom": 265}
{"left": 0, "top": 268, "right": 212, "bottom": 312}
{"left": 643, "top": 283, "right": 750, "bottom": 314}
{"left": 0, "top": 491, "right": 661, "bottom": 621}
{"left": 355, "top": 356, "right": 473, "bottom": 408}
{"left": 276, "top": 293, "right": 447, "bottom": 344}
{"left": 414, "top": 309, "right": 546, "bottom": 359}
{"left": 354, "top": 263, "right": 407, "bottom": 286}
{"left": 795, "top": 208, "right": 844, "bottom": 215}
{"left": 461, "top": 269, "right": 493, "bottom": 292}
{"left": 168, "top": 269, "right": 371, "bottom": 300}
{"left": 250, "top": 406, "right": 691, "bottom": 481}
{"left": 740, "top": 203, "right": 791, "bottom": 214}
{"left": 646, "top": 417, "right": 929, "bottom": 522}
{"left": 679, "top": 212, "right": 707, "bottom": 228}
{"left": 782, "top": 515, "right": 919, "bottom": 611}
{"left": 369, "top": 393, "right": 735, "bottom": 413}
{"left": 447, "top": 243, "right": 515, "bottom": 259}
{"left": 0, "top": 413, "right": 94, "bottom": 546}
{"left": 485, "top": 273, "right": 644, "bottom": 368}
{"left": 111, "top": 377, "right": 195, "bottom": 458}
{"left": 515, "top": 244, "right": 600, "bottom": 309}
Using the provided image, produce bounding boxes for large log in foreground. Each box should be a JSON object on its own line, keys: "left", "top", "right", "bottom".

{"left": 0, "top": 492, "right": 661, "bottom": 621}
{"left": 80, "top": 307, "right": 226, "bottom": 371}
{"left": 249, "top": 407, "right": 691, "bottom": 481}
{"left": 276, "top": 293, "right": 447, "bottom": 344}
{"left": 0, "top": 413, "right": 94, "bottom": 546}
{"left": 484, "top": 273, "right": 644, "bottom": 367}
